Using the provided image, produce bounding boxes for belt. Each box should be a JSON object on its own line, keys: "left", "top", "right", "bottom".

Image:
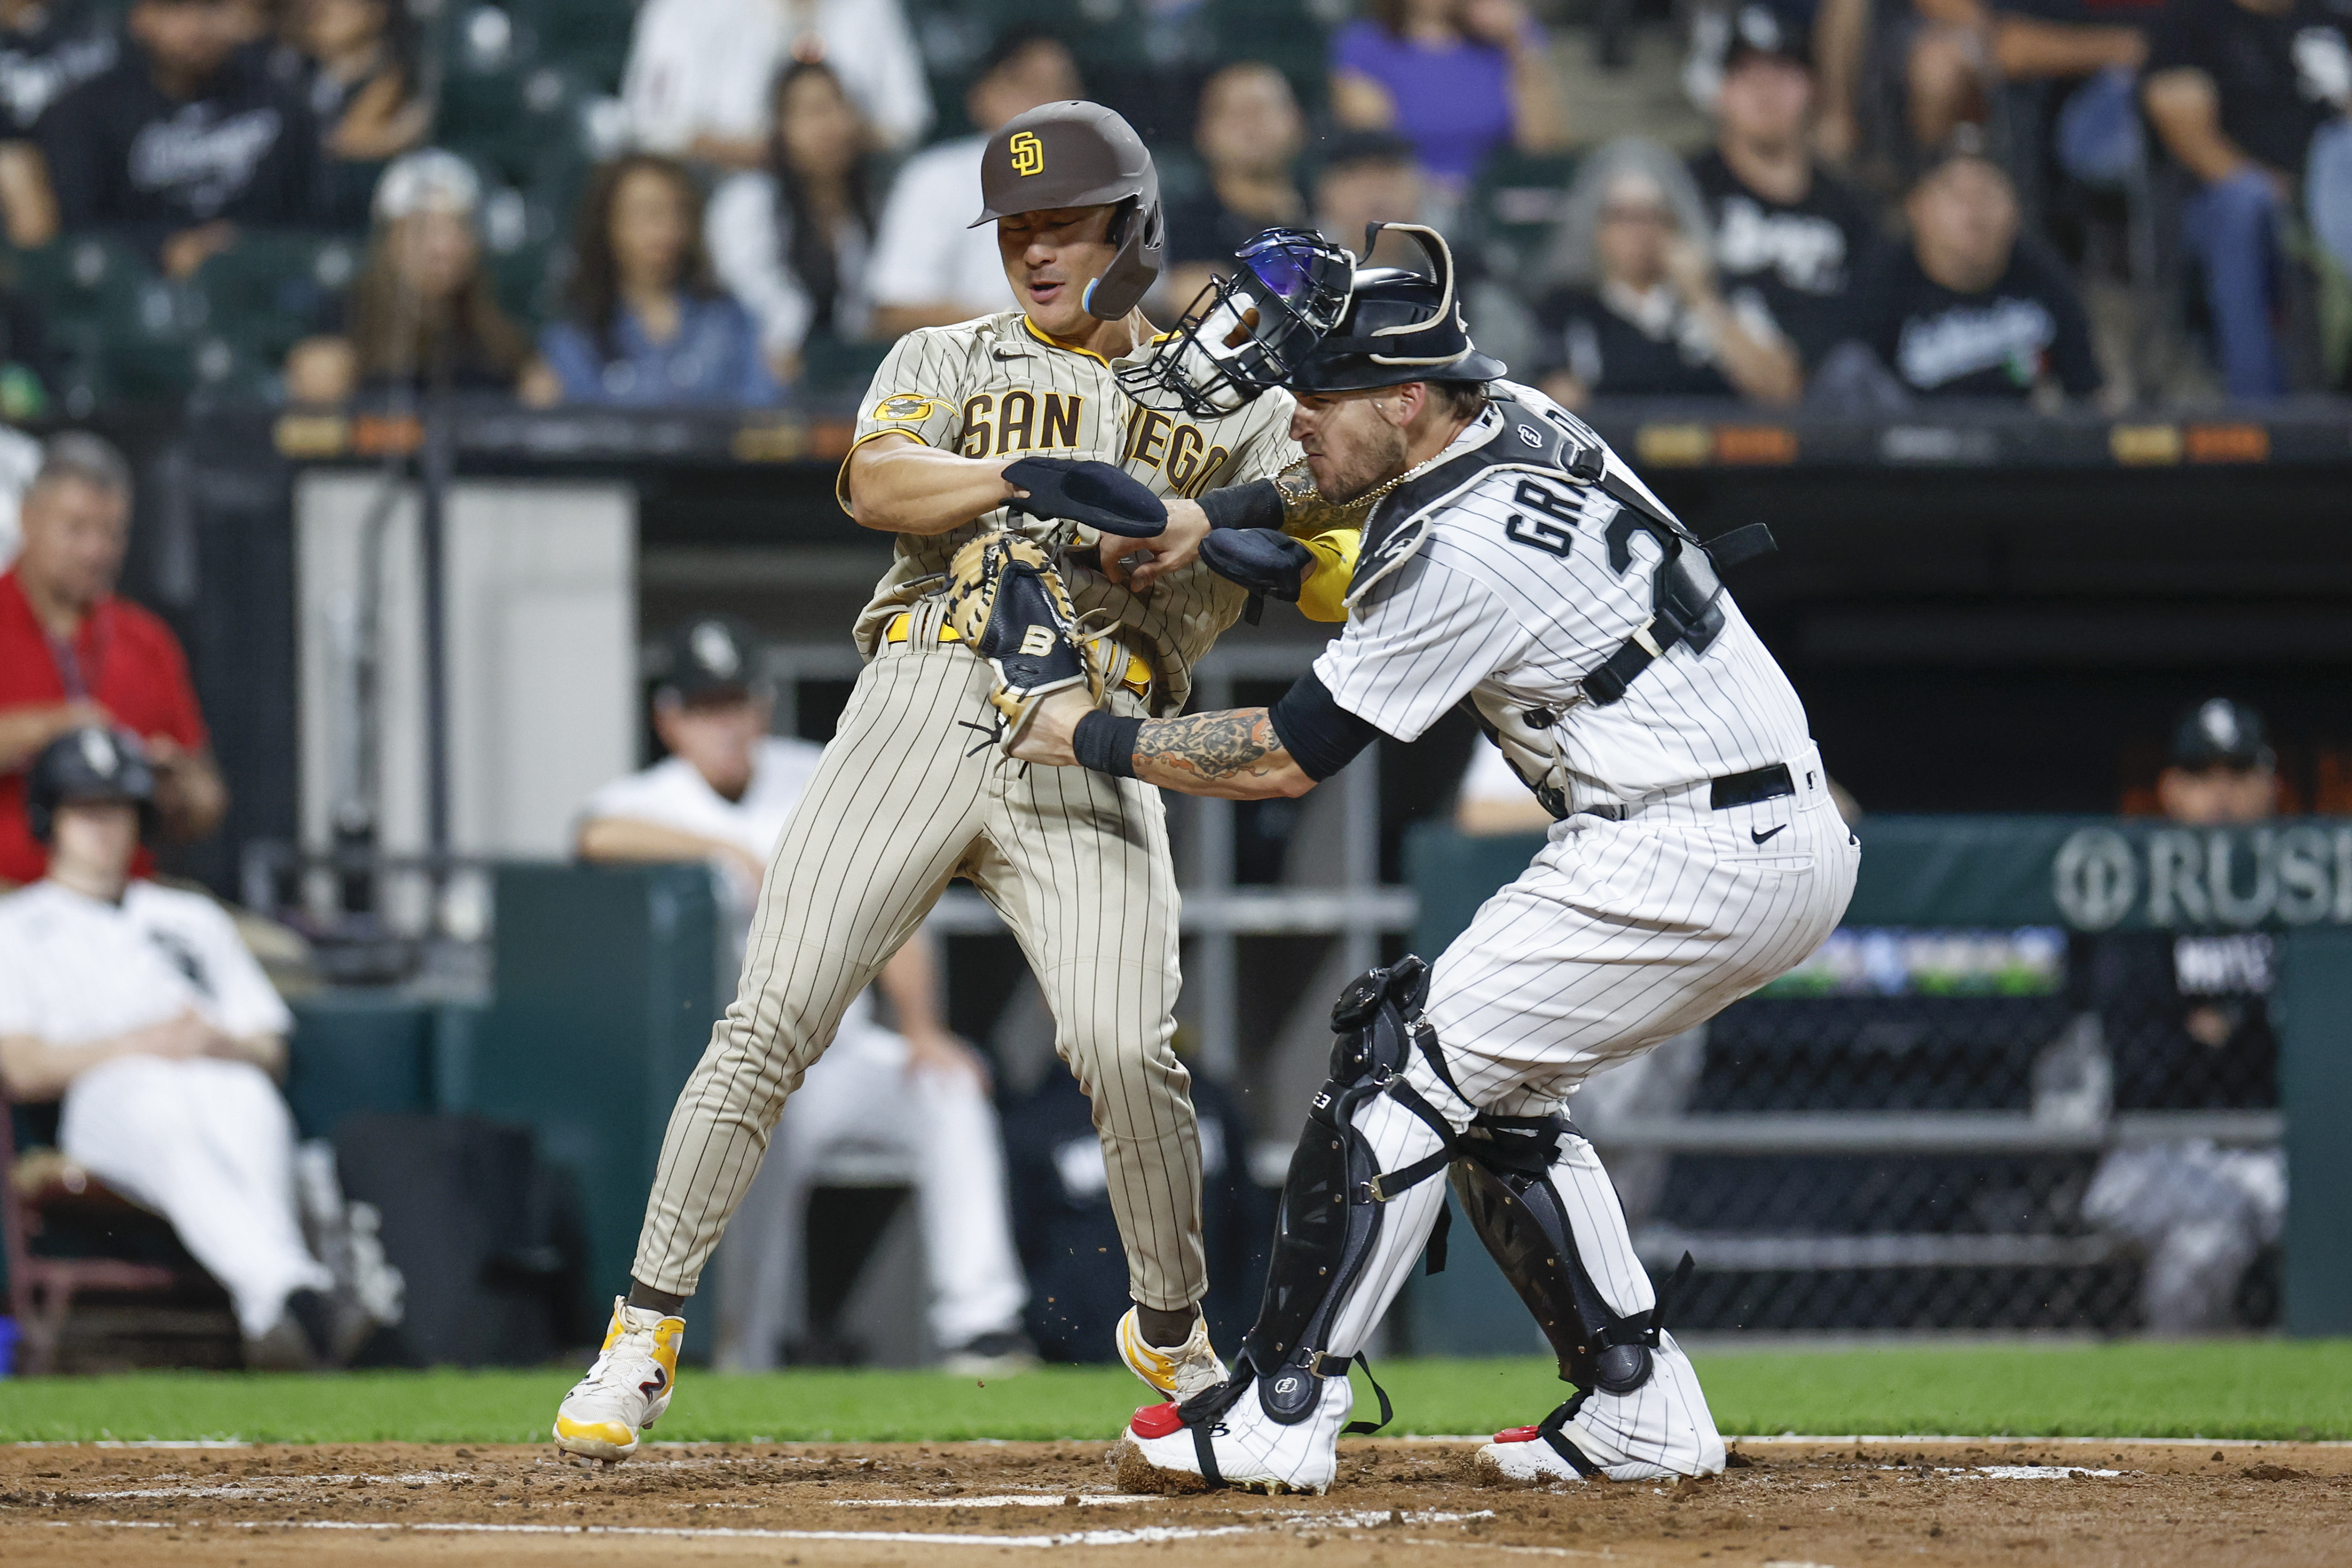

{"left": 884, "top": 610, "right": 1152, "bottom": 700}
{"left": 1581, "top": 762, "right": 1795, "bottom": 822}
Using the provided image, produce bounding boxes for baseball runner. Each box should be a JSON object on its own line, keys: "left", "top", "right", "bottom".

{"left": 1010, "top": 224, "right": 1860, "bottom": 1492}
{"left": 554, "top": 103, "right": 1369, "bottom": 1461}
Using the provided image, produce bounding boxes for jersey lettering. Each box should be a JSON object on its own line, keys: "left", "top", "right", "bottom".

{"left": 961, "top": 389, "right": 1088, "bottom": 457}
{"left": 1503, "top": 478, "right": 1579, "bottom": 559}
{"left": 1183, "top": 445, "right": 1229, "bottom": 499}
{"left": 996, "top": 389, "right": 1036, "bottom": 454}
{"left": 1127, "top": 409, "right": 1174, "bottom": 468}
{"left": 1040, "top": 393, "right": 1082, "bottom": 449}
{"left": 1165, "top": 423, "right": 1206, "bottom": 491}
{"left": 960, "top": 394, "right": 994, "bottom": 457}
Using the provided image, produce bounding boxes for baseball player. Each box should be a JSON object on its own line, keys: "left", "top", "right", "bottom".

{"left": 1011, "top": 224, "right": 1860, "bottom": 1492}
{"left": 0, "top": 728, "right": 384, "bottom": 1369}
{"left": 555, "top": 103, "right": 1368, "bottom": 1461}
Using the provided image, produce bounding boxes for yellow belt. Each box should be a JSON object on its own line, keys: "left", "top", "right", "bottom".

{"left": 885, "top": 611, "right": 1151, "bottom": 699}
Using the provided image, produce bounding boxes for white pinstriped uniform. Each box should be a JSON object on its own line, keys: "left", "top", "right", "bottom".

{"left": 631, "top": 310, "right": 1303, "bottom": 1318}
{"left": 1319, "top": 385, "right": 1858, "bottom": 1477}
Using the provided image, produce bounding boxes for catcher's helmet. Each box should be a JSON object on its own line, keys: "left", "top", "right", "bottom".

{"left": 1286, "top": 224, "right": 1507, "bottom": 395}
{"left": 971, "top": 101, "right": 1163, "bottom": 321}
{"left": 1117, "top": 227, "right": 1357, "bottom": 417}
{"left": 27, "top": 725, "right": 157, "bottom": 843}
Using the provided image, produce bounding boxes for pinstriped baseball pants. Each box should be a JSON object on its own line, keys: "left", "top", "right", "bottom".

{"left": 633, "top": 606, "right": 1206, "bottom": 1312}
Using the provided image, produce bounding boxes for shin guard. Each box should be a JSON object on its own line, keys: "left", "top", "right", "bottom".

{"left": 1173, "top": 959, "right": 1464, "bottom": 1480}
{"left": 1457, "top": 1122, "right": 1718, "bottom": 1479}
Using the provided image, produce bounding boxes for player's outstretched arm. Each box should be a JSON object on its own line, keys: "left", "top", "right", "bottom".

{"left": 1013, "top": 689, "right": 1316, "bottom": 798}
{"left": 844, "top": 432, "right": 1025, "bottom": 536}
{"left": 1013, "top": 670, "right": 1384, "bottom": 800}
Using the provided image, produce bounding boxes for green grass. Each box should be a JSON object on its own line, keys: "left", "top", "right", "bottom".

{"left": 4, "top": 1342, "right": 2347, "bottom": 1445}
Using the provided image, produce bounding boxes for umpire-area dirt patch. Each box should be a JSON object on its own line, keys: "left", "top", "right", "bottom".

{"left": 5, "top": 1437, "right": 2348, "bottom": 1566}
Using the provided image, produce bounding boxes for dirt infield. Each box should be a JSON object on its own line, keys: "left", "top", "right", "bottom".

{"left": 6, "top": 1436, "right": 2348, "bottom": 1566}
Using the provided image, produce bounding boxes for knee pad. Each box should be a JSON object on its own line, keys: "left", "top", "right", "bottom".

{"left": 1197, "top": 958, "right": 1459, "bottom": 1434}
{"left": 1451, "top": 1116, "right": 1692, "bottom": 1398}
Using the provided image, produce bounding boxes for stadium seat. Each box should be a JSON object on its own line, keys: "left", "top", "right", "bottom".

{"left": 195, "top": 230, "right": 365, "bottom": 364}
{"left": 1, "top": 1089, "right": 209, "bottom": 1376}
{"left": 510, "top": 0, "right": 637, "bottom": 94}
{"left": 1458, "top": 147, "right": 1580, "bottom": 284}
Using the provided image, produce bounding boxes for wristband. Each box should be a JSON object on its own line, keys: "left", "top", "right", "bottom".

{"left": 1195, "top": 478, "right": 1283, "bottom": 532}
{"left": 1073, "top": 710, "right": 1145, "bottom": 778}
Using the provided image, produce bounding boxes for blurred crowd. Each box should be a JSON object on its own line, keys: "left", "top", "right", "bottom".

{"left": 0, "top": 0, "right": 2342, "bottom": 415}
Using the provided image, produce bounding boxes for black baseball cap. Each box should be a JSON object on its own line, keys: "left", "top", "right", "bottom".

{"left": 2170, "top": 698, "right": 2275, "bottom": 771}
{"left": 1315, "top": 129, "right": 1418, "bottom": 181}
{"left": 1723, "top": 2, "right": 1812, "bottom": 72}
{"left": 654, "top": 617, "right": 763, "bottom": 706}
{"left": 27, "top": 726, "right": 157, "bottom": 842}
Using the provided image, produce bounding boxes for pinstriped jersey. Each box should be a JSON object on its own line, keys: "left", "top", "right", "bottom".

{"left": 838, "top": 309, "right": 1301, "bottom": 714}
{"left": 1312, "top": 381, "right": 1813, "bottom": 806}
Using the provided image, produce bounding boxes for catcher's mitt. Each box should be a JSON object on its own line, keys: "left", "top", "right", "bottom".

{"left": 943, "top": 533, "right": 1104, "bottom": 751}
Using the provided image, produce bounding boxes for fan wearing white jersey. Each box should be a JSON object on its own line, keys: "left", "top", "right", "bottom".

{"left": 1013, "top": 225, "right": 1859, "bottom": 1493}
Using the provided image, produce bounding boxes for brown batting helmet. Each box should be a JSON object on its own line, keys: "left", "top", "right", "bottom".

{"left": 970, "top": 100, "right": 1163, "bottom": 321}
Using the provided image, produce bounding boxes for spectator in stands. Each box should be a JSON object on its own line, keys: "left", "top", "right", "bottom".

{"left": 1907, "top": 0, "right": 2157, "bottom": 159}
{"left": 0, "top": 0, "right": 117, "bottom": 247}
{"left": 38, "top": 0, "right": 324, "bottom": 278}
{"left": 293, "top": 0, "right": 429, "bottom": 228}
{"left": 2143, "top": 0, "right": 2352, "bottom": 398}
{"left": 541, "top": 155, "right": 777, "bottom": 409}
{"left": 868, "top": 30, "right": 1080, "bottom": 338}
{"left": 0, "top": 434, "right": 224, "bottom": 891}
{"left": 1160, "top": 63, "right": 1311, "bottom": 315}
{"left": 2082, "top": 696, "right": 2286, "bottom": 1333}
{"left": 1329, "top": 0, "right": 1570, "bottom": 197}
{"left": 1311, "top": 130, "right": 1433, "bottom": 252}
{"left": 283, "top": 149, "right": 557, "bottom": 406}
{"left": 708, "top": 61, "right": 874, "bottom": 385}
{"left": 1530, "top": 137, "right": 1803, "bottom": 407}
{"left": 622, "top": 0, "right": 930, "bottom": 167}
{"left": 1835, "top": 144, "right": 2102, "bottom": 400}
{"left": 1691, "top": 5, "right": 1877, "bottom": 371}
{"left": 0, "top": 726, "right": 382, "bottom": 1368}
{"left": 577, "top": 618, "right": 1032, "bottom": 1375}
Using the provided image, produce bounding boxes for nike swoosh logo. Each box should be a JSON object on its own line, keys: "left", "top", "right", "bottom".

{"left": 1750, "top": 825, "right": 1788, "bottom": 845}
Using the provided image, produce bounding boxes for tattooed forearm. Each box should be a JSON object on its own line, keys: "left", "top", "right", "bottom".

{"left": 1131, "top": 706, "right": 1315, "bottom": 799}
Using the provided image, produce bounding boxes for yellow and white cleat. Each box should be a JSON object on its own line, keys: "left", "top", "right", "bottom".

{"left": 1115, "top": 1307, "right": 1228, "bottom": 1401}
{"left": 552, "top": 1298, "right": 685, "bottom": 1463}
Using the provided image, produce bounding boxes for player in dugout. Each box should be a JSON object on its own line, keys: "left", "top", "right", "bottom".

{"left": 554, "top": 101, "right": 1371, "bottom": 1462}
{"left": 0, "top": 728, "right": 383, "bottom": 1368}
{"left": 0, "top": 431, "right": 224, "bottom": 891}
{"left": 1002, "top": 223, "right": 1857, "bottom": 1491}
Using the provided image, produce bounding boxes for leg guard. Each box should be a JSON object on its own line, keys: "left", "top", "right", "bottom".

{"left": 1123, "top": 958, "right": 1463, "bottom": 1492}
{"left": 1457, "top": 1121, "right": 1722, "bottom": 1481}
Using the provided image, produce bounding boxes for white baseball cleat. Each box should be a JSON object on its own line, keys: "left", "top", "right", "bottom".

{"left": 1115, "top": 1307, "right": 1228, "bottom": 1400}
{"left": 552, "top": 1298, "right": 685, "bottom": 1463}
{"left": 1475, "top": 1421, "right": 1615, "bottom": 1484}
{"left": 1113, "top": 1370, "right": 1354, "bottom": 1495}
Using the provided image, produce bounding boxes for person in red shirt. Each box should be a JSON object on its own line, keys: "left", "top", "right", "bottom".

{"left": 0, "top": 431, "right": 224, "bottom": 886}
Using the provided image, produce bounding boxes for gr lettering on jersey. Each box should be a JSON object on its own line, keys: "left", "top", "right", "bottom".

{"left": 1122, "top": 408, "right": 1229, "bottom": 499}
{"left": 959, "top": 390, "right": 1085, "bottom": 457}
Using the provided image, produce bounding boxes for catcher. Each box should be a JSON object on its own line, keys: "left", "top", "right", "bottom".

{"left": 555, "top": 102, "right": 1367, "bottom": 1460}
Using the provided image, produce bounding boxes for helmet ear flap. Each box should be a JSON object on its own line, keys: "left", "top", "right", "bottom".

{"left": 1083, "top": 194, "right": 1163, "bottom": 320}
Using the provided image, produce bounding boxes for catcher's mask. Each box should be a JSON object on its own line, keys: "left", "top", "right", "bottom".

{"left": 1287, "top": 223, "right": 1507, "bottom": 394}
{"left": 1115, "top": 227, "right": 1356, "bottom": 417}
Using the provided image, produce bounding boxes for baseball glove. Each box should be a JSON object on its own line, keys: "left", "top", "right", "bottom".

{"left": 943, "top": 532, "right": 1103, "bottom": 751}
{"left": 1004, "top": 456, "right": 1169, "bottom": 538}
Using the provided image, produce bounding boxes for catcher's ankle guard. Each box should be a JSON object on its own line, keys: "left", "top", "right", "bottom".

{"left": 1451, "top": 1116, "right": 1695, "bottom": 1398}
